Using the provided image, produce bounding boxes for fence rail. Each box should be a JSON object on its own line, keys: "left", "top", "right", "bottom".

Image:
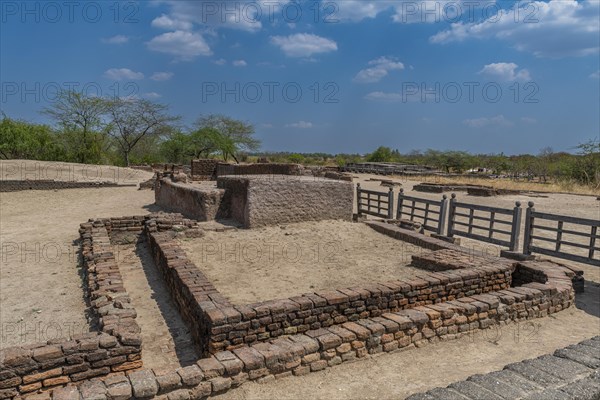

{"left": 353, "top": 186, "right": 598, "bottom": 266}
{"left": 523, "top": 202, "right": 600, "bottom": 266}
{"left": 396, "top": 189, "right": 448, "bottom": 235}
{"left": 356, "top": 184, "right": 394, "bottom": 219}
{"left": 447, "top": 194, "right": 522, "bottom": 251}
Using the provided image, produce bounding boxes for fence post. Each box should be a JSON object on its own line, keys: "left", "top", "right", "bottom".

{"left": 438, "top": 194, "right": 448, "bottom": 235}
{"left": 396, "top": 188, "right": 404, "bottom": 219}
{"left": 356, "top": 183, "right": 362, "bottom": 216}
{"left": 522, "top": 201, "right": 535, "bottom": 254}
{"left": 509, "top": 201, "right": 522, "bottom": 251}
{"left": 447, "top": 193, "right": 457, "bottom": 238}
{"left": 388, "top": 187, "right": 394, "bottom": 219}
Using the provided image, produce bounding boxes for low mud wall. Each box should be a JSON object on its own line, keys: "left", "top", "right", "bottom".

{"left": 155, "top": 177, "right": 228, "bottom": 221}
{"left": 0, "top": 180, "right": 134, "bottom": 192}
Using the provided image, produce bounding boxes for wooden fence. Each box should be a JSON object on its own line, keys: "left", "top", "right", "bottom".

{"left": 447, "top": 194, "right": 523, "bottom": 251}
{"left": 356, "top": 184, "right": 394, "bottom": 219}
{"left": 396, "top": 189, "right": 448, "bottom": 235}
{"left": 523, "top": 202, "right": 600, "bottom": 266}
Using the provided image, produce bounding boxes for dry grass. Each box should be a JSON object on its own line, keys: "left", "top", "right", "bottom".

{"left": 415, "top": 175, "right": 599, "bottom": 196}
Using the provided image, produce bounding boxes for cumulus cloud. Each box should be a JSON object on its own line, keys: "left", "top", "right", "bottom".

{"left": 430, "top": 0, "right": 600, "bottom": 58}
{"left": 364, "top": 92, "right": 403, "bottom": 102}
{"left": 213, "top": 58, "right": 227, "bottom": 66}
{"left": 147, "top": 31, "right": 212, "bottom": 60}
{"left": 151, "top": 14, "right": 193, "bottom": 30}
{"left": 354, "top": 57, "right": 405, "bottom": 83}
{"left": 151, "top": 0, "right": 273, "bottom": 32}
{"left": 270, "top": 33, "right": 337, "bottom": 58}
{"left": 143, "top": 92, "right": 162, "bottom": 99}
{"left": 233, "top": 59, "right": 247, "bottom": 67}
{"left": 150, "top": 72, "right": 174, "bottom": 81}
{"left": 104, "top": 68, "right": 144, "bottom": 81}
{"left": 285, "top": 121, "right": 313, "bottom": 128}
{"left": 463, "top": 115, "right": 513, "bottom": 128}
{"left": 590, "top": 70, "right": 600, "bottom": 79}
{"left": 101, "top": 35, "right": 129, "bottom": 44}
{"left": 479, "top": 63, "right": 531, "bottom": 82}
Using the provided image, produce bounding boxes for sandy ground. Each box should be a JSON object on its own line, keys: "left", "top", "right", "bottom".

{"left": 0, "top": 159, "right": 152, "bottom": 184}
{"left": 116, "top": 242, "right": 199, "bottom": 370}
{"left": 0, "top": 185, "right": 155, "bottom": 349}
{"left": 179, "top": 221, "right": 431, "bottom": 305}
{"left": 216, "top": 297, "right": 600, "bottom": 400}
{"left": 357, "top": 174, "right": 600, "bottom": 282}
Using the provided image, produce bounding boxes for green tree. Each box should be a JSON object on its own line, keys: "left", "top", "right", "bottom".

{"left": 105, "top": 98, "right": 179, "bottom": 166}
{"left": 42, "top": 90, "right": 108, "bottom": 164}
{"left": 0, "top": 114, "right": 63, "bottom": 160}
{"left": 195, "top": 115, "right": 260, "bottom": 162}
{"left": 367, "top": 146, "right": 394, "bottom": 162}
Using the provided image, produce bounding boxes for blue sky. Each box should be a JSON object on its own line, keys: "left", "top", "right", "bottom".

{"left": 1, "top": 0, "right": 599, "bottom": 154}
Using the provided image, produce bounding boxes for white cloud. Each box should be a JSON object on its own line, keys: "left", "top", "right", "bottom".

{"left": 259, "top": 123, "right": 273, "bottom": 128}
{"left": 521, "top": 117, "right": 537, "bottom": 124}
{"left": 152, "top": 0, "right": 271, "bottom": 32}
{"left": 364, "top": 92, "right": 403, "bottom": 102}
{"left": 285, "top": 121, "right": 313, "bottom": 128}
{"left": 270, "top": 33, "right": 337, "bottom": 58}
{"left": 233, "top": 59, "right": 247, "bottom": 67}
{"left": 479, "top": 63, "right": 531, "bottom": 82}
{"left": 147, "top": 31, "right": 212, "bottom": 60}
{"left": 150, "top": 72, "right": 174, "bottom": 81}
{"left": 430, "top": 0, "right": 600, "bottom": 58}
{"left": 104, "top": 68, "right": 144, "bottom": 81}
{"left": 334, "top": 1, "right": 393, "bottom": 22}
{"left": 463, "top": 115, "right": 513, "bottom": 128}
{"left": 143, "top": 92, "right": 162, "bottom": 99}
{"left": 101, "top": 35, "right": 129, "bottom": 44}
{"left": 590, "top": 70, "right": 600, "bottom": 79}
{"left": 213, "top": 58, "right": 227, "bottom": 66}
{"left": 354, "top": 57, "right": 405, "bottom": 83}
{"left": 151, "top": 14, "right": 193, "bottom": 30}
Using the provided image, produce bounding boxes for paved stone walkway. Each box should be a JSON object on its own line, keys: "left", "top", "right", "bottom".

{"left": 407, "top": 336, "right": 600, "bottom": 400}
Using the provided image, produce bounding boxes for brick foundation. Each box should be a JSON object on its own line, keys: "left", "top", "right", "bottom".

{"left": 0, "top": 180, "right": 135, "bottom": 192}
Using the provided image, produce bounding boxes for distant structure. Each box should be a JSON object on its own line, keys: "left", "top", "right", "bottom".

{"left": 340, "top": 162, "right": 439, "bottom": 176}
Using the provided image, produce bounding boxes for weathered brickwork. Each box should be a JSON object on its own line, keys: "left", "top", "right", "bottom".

{"left": 191, "top": 159, "right": 220, "bottom": 180}
{"left": 0, "top": 180, "right": 135, "bottom": 192}
{"left": 154, "top": 177, "right": 228, "bottom": 221}
{"left": 216, "top": 163, "right": 302, "bottom": 177}
{"left": 217, "top": 175, "right": 354, "bottom": 228}
{"left": 0, "top": 212, "right": 578, "bottom": 399}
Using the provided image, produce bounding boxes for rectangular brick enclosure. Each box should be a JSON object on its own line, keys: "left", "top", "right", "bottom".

{"left": 217, "top": 175, "right": 354, "bottom": 228}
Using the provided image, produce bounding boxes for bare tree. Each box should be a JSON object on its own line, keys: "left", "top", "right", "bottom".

{"left": 105, "top": 98, "right": 179, "bottom": 166}
{"left": 42, "top": 90, "right": 107, "bottom": 163}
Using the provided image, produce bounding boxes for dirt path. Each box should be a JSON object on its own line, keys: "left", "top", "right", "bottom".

{"left": 0, "top": 186, "right": 154, "bottom": 349}
{"left": 116, "top": 241, "right": 199, "bottom": 370}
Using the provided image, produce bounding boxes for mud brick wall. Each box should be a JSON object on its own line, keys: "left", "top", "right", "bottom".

{"left": 0, "top": 180, "right": 134, "bottom": 192}
{"left": 32, "top": 259, "right": 575, "bottom": 400}
{"left": 191, "top": 159, "right": 219, "bottom": 180}
{"left": 146, "top": 231, "right": 231, "bottom": 356}
{"left": 155, "top": 177, "right": 228, "bottom": 221}
{"left": 0, "top": 224, "right": 142, "bottom": 399}
{"left": 217, "top": 175, "right": 353, "bottom": 228}
{"left": 216, "top": 163, "right": 303, "bottom": 177}
{"left": 205, "top": 256, "right": 515, "bottom": 353}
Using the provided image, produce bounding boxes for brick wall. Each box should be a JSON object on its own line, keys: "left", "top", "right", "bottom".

{"left": 154, "top": 177, "right": 228, "bottom": 221}
{"left": 0, "top": 180, "right": 135, "bottom": 192}
{"left": 0, "top": 223, "right": 143, "bottom": 398}
{"left": 216, "top": 163, "right": 303, "bottom": 177}
{"left": 26, "top": 254, "right": 575, "bottom": 399}
{"left": 217, "top": 175, "right": 353, "bottom": 228}
{"left": 191, "top": 159, "right": 219, "bottom": 180}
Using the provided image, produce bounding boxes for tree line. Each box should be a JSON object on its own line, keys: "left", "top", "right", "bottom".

{"left": 0, "top": 90, "right": 260, "bottom": 166}
{"left": 1, "top": 90, "right": 598, "bottom": 188}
